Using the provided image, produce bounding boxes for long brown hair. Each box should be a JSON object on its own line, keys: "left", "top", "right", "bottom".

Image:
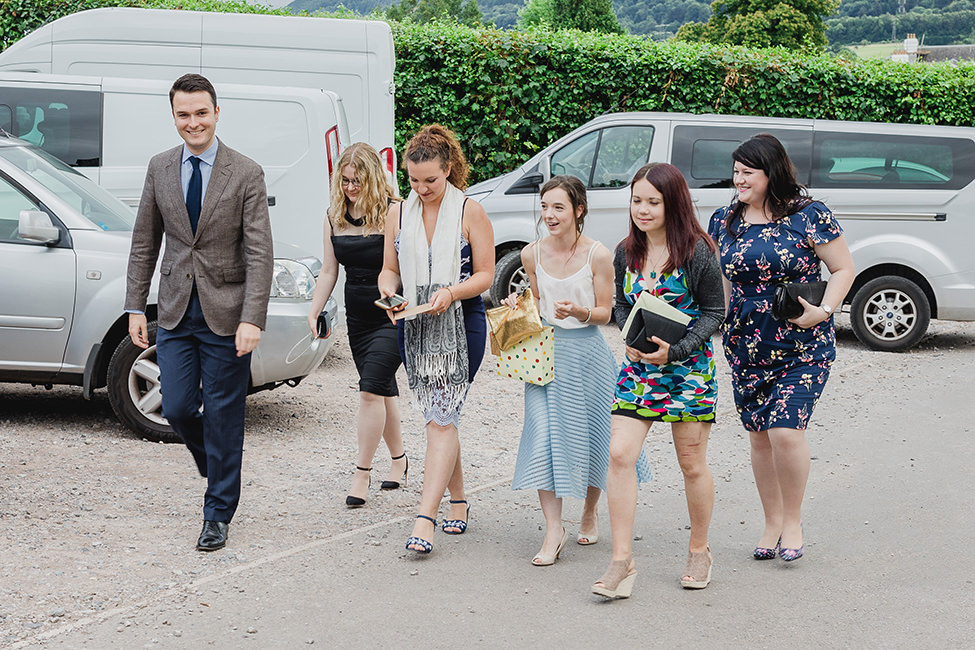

{"left": 624, "top": 163, "right": 714, "bottom": 274}
{"left": 402, "top": 124, "right": 469, "bottom": 190}
{"left": 328, "top": 142, "right": 399, "bottom": 234}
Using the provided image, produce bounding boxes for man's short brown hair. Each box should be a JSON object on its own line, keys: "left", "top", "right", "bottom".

{"left": 169, "top": 74, "right": 218, "bottom": 109}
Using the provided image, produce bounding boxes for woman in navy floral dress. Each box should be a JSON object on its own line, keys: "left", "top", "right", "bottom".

{"left": 708, "top": 135, "right": 854, "bottom": 563}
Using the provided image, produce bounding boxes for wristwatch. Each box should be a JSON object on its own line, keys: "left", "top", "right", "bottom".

{"left": 821, "top": 303, "right": 834, "bottom": 315}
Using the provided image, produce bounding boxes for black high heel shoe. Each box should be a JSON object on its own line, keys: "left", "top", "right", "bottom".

{"left": 345, "top": 466, "right": 371, "bottom": 508}
{"left": 381, "top": 453, "right": 408, "bottom": 490}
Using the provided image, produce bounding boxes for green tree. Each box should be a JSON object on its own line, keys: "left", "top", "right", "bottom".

{"left": 676, "top": 0, "right": 839, "bottom": 49}
{"left": 517, "top": 0, "right": 554, "bottom": 27}
{"left": 385, "top": 0, "right": 484, "bottom": 26}
{"left": 518, "top": 0, "right": 623, "bottom": 33}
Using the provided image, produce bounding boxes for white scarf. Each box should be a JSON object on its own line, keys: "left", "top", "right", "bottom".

{"left": 399, "top": 183, "right": 465, "bottom": 314}
{"left": 397, "top": 182, "right": 470, "bottom": 423}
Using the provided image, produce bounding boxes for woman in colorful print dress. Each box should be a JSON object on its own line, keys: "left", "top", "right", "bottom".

{"left": 308, "top": 143, "right": 406, "bottom": 509}
{"left": 379, "top": 125, "right": 494, "bottom": 555}
{"left": 593, "top": 163, "right": 724, "bottom": 598}
{"left": 504, "top": 176, "right": 637, "bottom": 566}
{"left": 707, "top": 134, "right": 854, "bottom": 563}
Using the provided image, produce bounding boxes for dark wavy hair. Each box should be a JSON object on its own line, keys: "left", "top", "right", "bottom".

{"left": 726, "top": 133, "right": 811, "bottom": 235}
{"left": 624, "top": 163, "right": 714, "bottom": 274}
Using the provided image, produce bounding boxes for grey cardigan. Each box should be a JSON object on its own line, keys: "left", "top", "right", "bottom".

{"left": 613, "top": 238, "right": 725, "bottom": 363}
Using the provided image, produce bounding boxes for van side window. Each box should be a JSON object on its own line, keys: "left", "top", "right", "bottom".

{"left": 812, "top": 132, "right": 975, "bottom": 190}
{"left": 672, "top": 126, "right": 812, "bottom": 188}
{"left": 550, "top": 126, "right": 654, "bottom": 190}
{"left": 0, "top": 173, "right": 44, "bottom": 245}
{"left": 0, "top": 89, "right": 101, "bottom": 167}
{"left": 551, "top": 131, "right": 598, "bottom": 184}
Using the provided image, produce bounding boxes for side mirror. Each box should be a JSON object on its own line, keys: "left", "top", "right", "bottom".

{"left": 505, "top": 172, "right": 545, "bottom": 196}
{"left": 18, "top": 210, "right": 61, "bottom": 244}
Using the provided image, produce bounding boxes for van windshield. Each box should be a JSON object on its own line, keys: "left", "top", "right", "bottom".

{"left": 1, "top": 145, "right": 133, "bottom": 231}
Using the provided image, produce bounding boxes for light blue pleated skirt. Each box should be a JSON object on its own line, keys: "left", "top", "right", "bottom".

{"left": 512, "top": 325, "right": 652, "bottom": 499}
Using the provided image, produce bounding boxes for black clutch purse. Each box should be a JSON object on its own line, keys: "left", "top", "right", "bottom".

{"left": 316, "top": 310, "right": 332, "bottom": 339}
{"left": 771, "top": 281, "right": 827, "bottom": 320}
{"left": 624, "top": 308, "right": 688, "bottom": 354}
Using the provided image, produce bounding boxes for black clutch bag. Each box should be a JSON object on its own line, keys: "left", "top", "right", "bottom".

{"left": 771, "top": 281, "right": 827, "bottom": 320}
{"left": 624, "top": 308, "right": 688, "bottom": 354}
{"left": 316, "top": 310, "right": 332, "bottom": 339}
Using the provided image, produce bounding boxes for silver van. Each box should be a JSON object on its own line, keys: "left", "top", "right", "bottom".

{"left": 468, "top": 111, "right": 975, "bottom": 351}
{"left": 0, "top": 134, "right": 337, "bottom": 441}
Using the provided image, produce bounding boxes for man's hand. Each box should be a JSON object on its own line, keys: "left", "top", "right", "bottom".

{"left": 236, "top": 322, "right": 262, "bottom": 357}
{"left": 128, "top": 313, "right": 149, "bottom": 349}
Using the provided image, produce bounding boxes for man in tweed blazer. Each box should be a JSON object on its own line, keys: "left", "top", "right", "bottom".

{"left": 125, "top": 74, "right": 273, "bottom": 551}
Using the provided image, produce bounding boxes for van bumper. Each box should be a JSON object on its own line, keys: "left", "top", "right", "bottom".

{"left": 249, "top": 295, "right": 336, "bottom": 389}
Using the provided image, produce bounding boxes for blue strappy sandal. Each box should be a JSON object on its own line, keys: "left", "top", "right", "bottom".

{"left": 406, "top": 514, "right": 436, "bottom": 554}
{"left": 441, "top": 499, "right": 470, "bottom": 535}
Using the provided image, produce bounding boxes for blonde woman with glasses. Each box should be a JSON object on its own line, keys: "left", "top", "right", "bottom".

{"left": 308, "top": 142, "right": 408, "bottom": 508}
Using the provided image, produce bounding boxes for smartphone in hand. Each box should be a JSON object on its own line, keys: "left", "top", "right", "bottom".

{"left": 375, "top": 294, "right": 408, "bottom": 310}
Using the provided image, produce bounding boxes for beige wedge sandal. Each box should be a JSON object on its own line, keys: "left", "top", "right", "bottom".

{"left": 680, "top": 546, "right": 712, "bottom": 589}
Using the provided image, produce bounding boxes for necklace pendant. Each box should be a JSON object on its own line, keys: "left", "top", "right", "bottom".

{"left": 649, "top": 271, "right": 657, "bottom": 279}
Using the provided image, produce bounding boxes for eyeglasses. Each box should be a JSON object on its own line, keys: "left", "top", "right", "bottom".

{"left": 341, "top": 177, "right": 362, "bottom": 188}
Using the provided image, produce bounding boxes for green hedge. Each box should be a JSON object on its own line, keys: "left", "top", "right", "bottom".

{"left": 6, "top": 7, "right": 975, "bottom": 186}
{"left": 394, "top": 21, "right": 975, "bottom": 184}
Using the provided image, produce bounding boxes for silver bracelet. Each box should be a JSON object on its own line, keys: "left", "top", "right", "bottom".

{"left": 582, "top": 307, "right": 592, "bottom": 324}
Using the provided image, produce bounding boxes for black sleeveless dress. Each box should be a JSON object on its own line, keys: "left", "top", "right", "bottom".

{"left": 331, "top": 232, "right": 400, "bottom": 396}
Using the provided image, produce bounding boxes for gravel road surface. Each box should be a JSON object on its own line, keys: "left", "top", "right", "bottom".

{"left": 1, "top": 316, "right": 973, "bottom": 648}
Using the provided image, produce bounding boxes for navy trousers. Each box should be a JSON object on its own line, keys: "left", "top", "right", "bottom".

{"left": 157, "top": 291, "right": 251, "bottom": 523}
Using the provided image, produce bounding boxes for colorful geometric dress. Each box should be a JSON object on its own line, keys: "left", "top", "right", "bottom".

{"left": 708, "top": 200, "right": 842, "bottom": 432}
{"left": 612, "top": 267, "right": 718, "bottom": 423}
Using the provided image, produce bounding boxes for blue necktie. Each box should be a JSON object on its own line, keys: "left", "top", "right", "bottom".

{"left": 186, "top": 156, "right": 202, "bottom": 234}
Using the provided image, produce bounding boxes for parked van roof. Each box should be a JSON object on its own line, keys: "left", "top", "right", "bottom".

{"left": 0, "top": 7, "right": 394, "bottom": 148}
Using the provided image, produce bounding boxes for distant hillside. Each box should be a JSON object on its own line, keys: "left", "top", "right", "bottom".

{"left": 287, "top": 0, "right": 975, "bottom": 44}
{"left": 286, "top": 0, "right": 711, "bottom": 37}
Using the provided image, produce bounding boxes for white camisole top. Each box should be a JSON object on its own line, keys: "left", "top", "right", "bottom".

{"left": 535, "top": 240, "right": 599, "bottom": 330}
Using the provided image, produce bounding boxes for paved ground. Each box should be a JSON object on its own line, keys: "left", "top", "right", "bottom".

{"left": 1, "top": 316, "right": 973, "bottom": 649}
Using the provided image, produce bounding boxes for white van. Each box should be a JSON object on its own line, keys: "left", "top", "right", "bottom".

{"left": 468, "top": 112, "right": 975, "bottom": 351}
{"left": 0, "top": 72, "right": 350, "bottom": 257}
{"left": 0, "top": 7, "right": 396, "bottom": 172}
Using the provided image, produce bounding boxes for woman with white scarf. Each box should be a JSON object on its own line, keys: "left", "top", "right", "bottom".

{"left": 379, "top": 125, "right": 495, "bottom": 555}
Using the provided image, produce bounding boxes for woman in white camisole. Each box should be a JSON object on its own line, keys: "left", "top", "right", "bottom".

{"left": 506, "top": 175, "right": 649, "bottom": 567}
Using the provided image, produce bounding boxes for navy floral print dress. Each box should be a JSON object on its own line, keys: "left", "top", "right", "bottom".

{"left": 708, "top": 201, "right": 843, "bottom": 432}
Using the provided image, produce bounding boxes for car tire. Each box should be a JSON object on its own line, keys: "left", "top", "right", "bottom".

{"left": 106, "top": 320, "right": 181, "bottom": 443}
{"left": 850, "top": 275, "right": 931, "bottom": 352}
{"left": 489, "top": 248, "right": 530, "bottom": 305}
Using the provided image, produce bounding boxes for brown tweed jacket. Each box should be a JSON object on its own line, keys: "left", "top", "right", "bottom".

{"left": 125, "top": 140, "right": 273, "bottom": 336}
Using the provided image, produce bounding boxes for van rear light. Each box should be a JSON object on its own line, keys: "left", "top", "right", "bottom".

{"left": 380, "top": 147, "right": 395, "bottom": 174}
{"left": 325, "top": 126, "right": 340, "bottom": 178}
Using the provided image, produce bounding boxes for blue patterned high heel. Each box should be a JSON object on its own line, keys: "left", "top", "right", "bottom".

{"left": 441, "top": 499, "right": 470, "bottom": 535}
{"left": 753, "top": 537, "right": 781, "bottom": 560}
{"left": 406, "top": 515, "right": 436, "bottom": 554}
{"left": 779, "top": 525, "right": 804, "bottom": 562}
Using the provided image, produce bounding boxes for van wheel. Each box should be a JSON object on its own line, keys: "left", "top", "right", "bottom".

{"left": 106, "top": 321, "right": 181, "bottom": 443}
{"left": 850, "top": 276, "right": 930, "bottom": 352}
{"left": 490, "top": 249, "right": 530, "bottom": 305}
